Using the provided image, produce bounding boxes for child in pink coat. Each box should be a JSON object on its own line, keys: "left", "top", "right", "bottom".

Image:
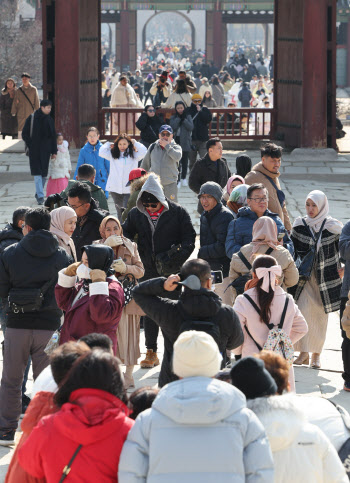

{"left": 233, "top": 254, "right": 308, "bottom": 391}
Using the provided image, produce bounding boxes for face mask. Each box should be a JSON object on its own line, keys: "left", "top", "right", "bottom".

{"left": 76, "top": 264, "right": 91, "bottom": 280}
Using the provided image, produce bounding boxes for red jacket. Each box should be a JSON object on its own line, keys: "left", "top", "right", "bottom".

{"left": 55, "top": 272, "right": 125, "bottom": 353}
{"left": 18, "top": 388, "right": 134, "bottom": 483}
{"left": 6, "top": 392, "right": 57, "bottom": 483}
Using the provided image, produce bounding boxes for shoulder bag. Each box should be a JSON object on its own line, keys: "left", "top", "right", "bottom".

{"left": 8, "top": 278, "right": 55, "bottom": 314}
{"left": 59, "top": 444, "right": 83, "bottom": 482}
{"left": 19, "top": 87, "right": 35, "bottom": 111}
{"left": 119, "top": 273, "right": 137, "bottom": 306}
{"left": 295, "top": 218, "right": 326, "bottom": 280}
{"left": 262, "top": 173, "right": 286, "bottom": 208}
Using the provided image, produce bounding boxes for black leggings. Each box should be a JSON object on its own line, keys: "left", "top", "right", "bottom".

{"left": 178, "top": 151, "right": 189, "bottom": 181}
{"left": 340, "top": 297, "right": 350, "bottom": 383}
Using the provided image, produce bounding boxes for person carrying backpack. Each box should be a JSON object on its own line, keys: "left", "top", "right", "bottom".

{"left": 132, "top": 258, "right": 243, "bottom": 387}
{"left": 233, "top": 255, "right": 308, "bottom": 391}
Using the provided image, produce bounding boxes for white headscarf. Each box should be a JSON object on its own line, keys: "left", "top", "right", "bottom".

{"left": 293, "top": 190, "right": 343, "bottom": 250}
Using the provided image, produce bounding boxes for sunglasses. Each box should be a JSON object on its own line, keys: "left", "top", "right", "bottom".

{"left": 143, "top": 203, "right": 158, "bottom": 208}
{"left": 160, "top": 132, "right": 171, "bottom": 137}
{"left": 193, "top": 99, "right": 201, "bottom": 103}
{"left": 147, "top": 109, "right": 155, "bottom": 112}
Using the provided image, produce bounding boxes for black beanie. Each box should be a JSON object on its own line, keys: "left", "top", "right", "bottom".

{"left": 140, "top": 191, "right": 159, "bottom": 204}
{"left": 230, "top": 356, "right": 277, "bottom": 400}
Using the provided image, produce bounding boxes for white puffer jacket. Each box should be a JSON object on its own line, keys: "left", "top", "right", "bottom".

{"left": 119, "top": 377, "right": 274, "bottom": 483}
{"left": 48, "top": 141, "right": 71, "bottom": 179}
{"left": 248, "top": 394, "right": 347, "bottom": 483}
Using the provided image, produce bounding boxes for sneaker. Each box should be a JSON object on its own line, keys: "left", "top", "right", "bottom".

{"left": 21, "top": 394, "right": 31, "bottom": 416}
{"left": 177, "top": 181, "right": 182, "bottom": 189}
{"left": 37, "top": 198, "right": 44, "bottom": 205}
{"left": 0, "top": 429, "right": 15, "bottom": 446}
{"left": 140, "top": 349, "right": 160, "bottom": 368}
{"left": 182, "top": 178, "right": 188, "bottom": 187}
{"left": 344, "top": 381, "right": 350, "bottom": 392}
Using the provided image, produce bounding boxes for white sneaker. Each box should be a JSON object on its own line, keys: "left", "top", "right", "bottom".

{"left": 177, "top": 181, "right": 182, "bottom": 189}
{"left": 182, "top": 179, "right": 188, "bottom": 187}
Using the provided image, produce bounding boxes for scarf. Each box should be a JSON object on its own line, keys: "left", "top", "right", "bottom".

{"left": 147, "top": 205, "right": 164, "bottom": 226}
{"left": 251, "top": 216, "right": 279, "bottom": 254}
{"left": 293, "top": 190, "right": 343, "bottom": 251}
{"left": 50, "top": 207, "right": 77, "bottom": 260}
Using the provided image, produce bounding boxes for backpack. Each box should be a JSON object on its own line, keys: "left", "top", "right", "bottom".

{"left": 243, "top": 293, "right": 294, "bottom": 365}
{"left": 228, "top": 247, "right": 274, "bottom": 296}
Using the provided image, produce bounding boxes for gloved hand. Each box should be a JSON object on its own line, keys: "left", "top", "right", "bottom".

{"left": 44, "top": 193, "right": 63, "bottom": 208}
{"left": 90, "top": 269, "right": 107, "bottom": 283}
{"left": 64, "top": 262, "right": 81, "bottom": 277}
{"left": 104, "top": 235, "right": 123, "bottom": 247}
{"left": 112, "top": 259, "right": 127, "bottom": 274}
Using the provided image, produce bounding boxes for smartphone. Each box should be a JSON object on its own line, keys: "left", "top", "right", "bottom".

{"left": 277, "top": 232, "right": 285, "bottom": 241}
{"left": 211, "top": 270, "right": 223, "bottom": 285}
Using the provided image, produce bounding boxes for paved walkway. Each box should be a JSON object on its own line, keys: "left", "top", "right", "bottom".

{"left": 0, "top": 138, "right": 350, "bottom": 479}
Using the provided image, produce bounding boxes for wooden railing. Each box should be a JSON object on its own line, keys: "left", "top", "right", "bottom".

{"left": 99, "top": 107, "right": 275, "bottom": 141}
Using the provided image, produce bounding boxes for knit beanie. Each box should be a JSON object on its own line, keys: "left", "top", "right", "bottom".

{"left": 230, "top": 356, "right": 278, "bottom": 400}
{"left": 173, "top": 331, "right": 222, "bottom": 378}
{"left": 198, "top": 182, "right": 223, "bottom": 204}
{"left": 140, "top": 191, "right": 159, "bottom": 204}
{"left": 192, "top": 93, "right": 202, "bottom": 100}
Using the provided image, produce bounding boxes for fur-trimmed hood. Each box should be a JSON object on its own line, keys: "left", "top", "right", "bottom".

{"left": 247, "top": 394, "right": 305, "bottom": 451}
{"left": 130, "top": 173, "right": 161, "bottom": 195}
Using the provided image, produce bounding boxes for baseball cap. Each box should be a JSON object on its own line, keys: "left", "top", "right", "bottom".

{"left": 159, "top": 125, "right": 173, "bottom": 134}
{"left": 125, "top": 168, "right": 147, "bottom": 187}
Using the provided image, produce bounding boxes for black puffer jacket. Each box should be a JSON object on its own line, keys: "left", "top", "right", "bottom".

{"left": 72, "top": 198, "right": 109, "bottom": 260}
{"left": 198, "top": 202, "right": 234, "bottom": 277}
{"left": 133, "top": 277, "right": 243, "bottom": 387}
{"left": 0, "top": 230, "right": 70, "bottom": 330}
{"left": 135, "top": 112, "right": 163, "bottom": 146}
{"left": 0, "top": 223, "right": 23, "bottom": 253}
{"left": 188, "top": 103, "right": 212, "bottom": 142}
{"left": 189, "top": 153, "right": 231, "bottom": 194}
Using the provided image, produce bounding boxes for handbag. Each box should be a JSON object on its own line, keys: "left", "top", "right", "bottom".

{"left": 24, "top": 113, "right": 34, "bottom": 156}
{"left": 295, "top": 219, "right": 326, "bottom": 280}
{"left": 7, "top": 278, "right": 55, "bottom": 314}
{"left": 120, "top": 273, "right": 137, "bottom": 306}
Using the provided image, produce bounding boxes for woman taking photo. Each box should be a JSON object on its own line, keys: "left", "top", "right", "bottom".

{"left": 291, "top": 190, "right": 343, "bottom": 368}
{"left": 18, "top": 350, "right": 134, "bottom": 482}
{"left": 94, "top": 216, "right": 145, "bottom": 389}
{"left": 233, "top": 255, "right": 308, "bottom": 390}
{"left": 50, "top": 206, "right": 77, "bottom": 261}
{"left": 161, "top": 79, "right": 192, "bottom": 108}
{"left": 99, "top": 134, "right": 147, "bottom": 220}
{"left": 229, "top": 216, "right": 299, "bottom": 300}
{"left": 135, "top": 105, "right": 163, "bottom": 148}
{"left": 55, "top": 244, "right": 125, "bottom": 353}
{"left": 169, "top": 101, "right": 194, "bottom": 187}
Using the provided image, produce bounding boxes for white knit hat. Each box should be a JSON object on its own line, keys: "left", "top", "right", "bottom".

{"left": 173, "top": 331, "right": 222, "bottom": 378}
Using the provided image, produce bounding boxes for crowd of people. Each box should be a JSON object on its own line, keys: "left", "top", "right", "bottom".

{"left": 0, "top": 69, "right": 350, "bottom": 480}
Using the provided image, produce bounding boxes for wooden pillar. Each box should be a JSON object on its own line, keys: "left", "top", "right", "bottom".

{"left": 120, "top": 11, "right": 130, "bottom": 71}
{"left": 301, "top": 0, "right": 328, "bottom": 147}
{"left": 212, "top": 11, "right": 223, "bottom": 69}
{"left": 347, "top": 22, "right": 350, "bottom": 86}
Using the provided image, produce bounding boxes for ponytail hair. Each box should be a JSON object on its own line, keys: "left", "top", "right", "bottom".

{"left": 252, "top": 255, "right": 277, "bottom": 326}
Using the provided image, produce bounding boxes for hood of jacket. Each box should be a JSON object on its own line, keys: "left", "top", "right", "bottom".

{"left": 178, "top": 288, "right": 222, "bottom": 320}
{"left": 153, "top": 377, "right": 246, "bottom": 425}
{"left": 136, "top": 173, "right": 169, "bottom": 214}
{"left": 53, "top": 388, "right": 131, "bottom": 445}
{"left": 237, "top": 206, "right": 277, "bottom": 220}
{"left": 82, "top": 141, "right": 103, "bottom": 154}
{"left": 0, "top": 223, "right": 22, "bottom": 243}
{"left": 252, "top": 161, "right": 280, "bottom": 179}
{"left": 130, "top": 173, "right": 150, "bottom": 194}
{"left": 247, "top": 394, "right": 304, "bottom": 452}
{"left": 20, "top": 229, "right": 59, "bottom": 258}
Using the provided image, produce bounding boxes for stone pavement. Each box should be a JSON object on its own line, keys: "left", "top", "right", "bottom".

{"left": 0, "top": 138, "right": 350, "bottom": 479}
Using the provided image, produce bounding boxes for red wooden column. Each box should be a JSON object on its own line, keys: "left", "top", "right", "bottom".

{"left": 212, "top": 11, "right": 223, "bottom": 69}
{"left": 301, "top": 0, "right": 328, "bottom": 147}
{"left": 120, "top": 10, "right": 130, "bottom": 71}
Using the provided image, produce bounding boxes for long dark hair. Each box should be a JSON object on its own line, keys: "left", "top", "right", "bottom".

{"left": 128, "top": 386, "right": 159, "bottom": 420}
{"left": 3, "top": 78, "right": 16, "bottom": 92}
{"left": 252, "top": 255, "right": 277, "bottom": 326}
{"left": 175, "top": 79, "right": 188, "bottom": 94}
{"left": 110, "top": 133, "right": 134, "bottom": 159}
{"left": 54, "top": 349, "right": 128, "bottom": 407}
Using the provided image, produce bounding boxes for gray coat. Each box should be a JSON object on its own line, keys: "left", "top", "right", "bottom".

{"left": 340, "top": 220, "right": 350, "bottom": 298}
{"left": 169, "top": 114, "right": 194, "bottom": 152}
{"left": 141, "top": 139, "right": 182, "bottom": 186}
{"left": 119, "top": 377, "right": 274, "bottom": 483}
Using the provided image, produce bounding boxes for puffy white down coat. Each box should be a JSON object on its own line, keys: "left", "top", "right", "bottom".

{"left": 48, "top": 141, "right": 71, "bottom": 179}
{"left": 119, "top": 377, "right": 274, "bottom": 483}
{"left": 247, "top": 394, "right": 347, "bottom": 483}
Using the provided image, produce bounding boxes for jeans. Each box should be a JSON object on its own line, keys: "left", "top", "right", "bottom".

{"left": 34, "top": 176, "right": 46, "bottom": 200}
{"left": 110, "top": 192, "right": 130, "bottom": 221}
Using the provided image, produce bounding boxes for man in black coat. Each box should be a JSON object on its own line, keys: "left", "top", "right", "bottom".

{"left": 123, "top": 173, "right": 196, "bottom": 369}
{"left": 135, "top": 105, "right": 163, "bottom": 148}
{"left": 189, "top": 137, "right": 231, "bottom": 213}
{"left": 67, "top": 182, "right": 109, "bottom": 260}
{"left": 188, "top": 95, "right": 212, "bottom": 171}
{"left": 0, "top": 208, "right": 70, "bottom": 444}
{"left": 133, "top": 258, "right": 243, "bottom": 387}
{"left": 197, "top": 182, "right": 234, "bottom": 306}
{"left": 22, "top": 99, "right": 57, "bottom": 205}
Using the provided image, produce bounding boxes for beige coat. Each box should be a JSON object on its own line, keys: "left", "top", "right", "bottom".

{"left": 55, "top": 234, "right": 77, "bottom": 262}
{"left": 229, "top": 243, "right": 299, "bottom": 297}
{"left": 11, "top": 83, "right": 39, "bottom": 131}
{"left": 245, "top": 162, "right": 292, "bottom": 231}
